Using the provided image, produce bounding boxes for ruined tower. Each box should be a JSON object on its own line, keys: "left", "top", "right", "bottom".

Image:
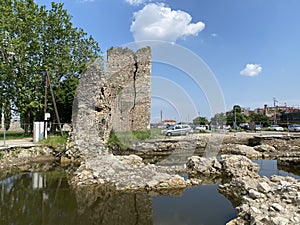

{"left": 106, "top": 47, "right": 151, "bottom": 132}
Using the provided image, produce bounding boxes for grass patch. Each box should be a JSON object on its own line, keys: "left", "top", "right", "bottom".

{"left": 0, "top": 131, "right": 28, "bottom": 140}
{"left": 132, "top": 130, "right": 151, "bottom": 140}
{"left": 105, "top": 131, "right": 128, "bottom": 151}
{"left": 106, "top": 129, "right": 162, "bottom": 151}
{"left": 38, "top": 135, "right": 67, "bottom": 148}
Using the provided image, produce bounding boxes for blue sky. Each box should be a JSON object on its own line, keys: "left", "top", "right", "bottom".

{"left": 35, "top": 0, "right": 300, "bottom": 122}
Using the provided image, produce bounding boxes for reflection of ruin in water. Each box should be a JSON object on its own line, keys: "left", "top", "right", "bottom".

{"left": 1, "top": 159, "right": 299, "bottom": 225}
{"left": 0, "top": 168, "right": 153, "bottom": 225}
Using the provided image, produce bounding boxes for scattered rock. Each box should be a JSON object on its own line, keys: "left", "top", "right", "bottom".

{"left": 186, "top": 156, "right": 221, "bottom": 176}
{"left": 221, "top": 175, "right": 300, "bottom": 225}
{"left": 254, "top": 144, "right": 276, "bottom": 152}
{"left": 257, "top": 181, "right": 271, "bottom": 193}
{"left": 220, "top": 155, "right": 259, "bottom": 178}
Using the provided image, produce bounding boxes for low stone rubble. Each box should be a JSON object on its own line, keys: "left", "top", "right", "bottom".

{"left": 217, "top": 155, "right": 300, "bottom": 225}
{"left": 221, "top": 144, "right": 262, "bottom": 158}
{"left": 186, "top": 156, "right": 221, "bottom": 176}
{"left": 69, "top": 154, "right": 189, "bottom": 192}
{"left": 220, "top": 154, "right": 260, "bottom": 178}
{"left": 0, "top": 146, "right": 57, "bottom": 169}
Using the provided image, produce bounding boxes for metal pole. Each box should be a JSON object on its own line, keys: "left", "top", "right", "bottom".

{"left": 46, "top": 71, "right": 63, "bottom": 136}
{"left": 273, "top": 97, "right": 277, "bottom": 125}
{"left": 234, "top": 106, "right": 237, "bottom": 130}
{"left": 3, "top": 123, "right": 6, "bottom": 146}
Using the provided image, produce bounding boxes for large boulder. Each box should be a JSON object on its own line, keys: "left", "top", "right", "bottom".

{"left": 222, "top": 144, "right": 262, "bottom": 158}
{"left": 254, "top": 144, "right": 276, "bottom": 153}
{"left": 186, "top": 156, "right": 221, "bottom": 176}
{"left": 220, "top": 155, "right": 259, "bottom": 178}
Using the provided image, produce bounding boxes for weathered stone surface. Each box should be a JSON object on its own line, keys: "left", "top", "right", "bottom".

{"left": 220, "top": 175, "right": 300, "bottom": 225}
{"left": 221, "top": 144, "right": 262, "bottom": 158}
{"left": 254, "top": 144, "right": 276, "bottom": 152}
{"left": 220, "top": 155, "right": 260, "bottom": 178}
{"left": 107, "top": 47, "right": 151, "bottom": 132}
{"left": 257, "top": 181, "right": 271, "bottom": 193}
{"left": 70, "top": 153, "right": 190, "bottom": 192}
{"left": 0, "top": 146, "right": 56, "bottom": 170}
{"left": 186, "top": 156, "right": 221, "bottom": 176}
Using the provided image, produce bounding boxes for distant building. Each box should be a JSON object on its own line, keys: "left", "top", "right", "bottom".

{"left": 253, "top": 104, "right": 300, "bottom": 126}
{"left": 279, "top": 111, "right": 300, "bottom": 126}
{"left": 162, "top": 120, "right": 176, "bottom": 126}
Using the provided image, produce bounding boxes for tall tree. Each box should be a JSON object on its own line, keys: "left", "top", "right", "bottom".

{"left": 249, "top": 113, "right": 270, "bottom": 127}
{"left": 193, "top": 116, "right": 208, "bottom": 125}
{"left": 226, "top": 113, "right": 247, "bottom": 126}
{"left": 210, "top": 112, "right": 227, "bottom": 126}
{"left": 0, "top": 0, "right": 101, "bottom": 133}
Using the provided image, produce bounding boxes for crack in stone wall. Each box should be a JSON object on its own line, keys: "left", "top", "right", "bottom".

{"left": 70, "top": 47, "right": 151, "bottom": 155}
{"left": 130, "top": 57, "right": 138, "bottom": 129}
{"left": 106, "top": 47, "right": 151, "bottom": 133}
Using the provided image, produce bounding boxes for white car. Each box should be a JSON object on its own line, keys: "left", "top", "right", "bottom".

{"left": 161, "top": 124, "right": 193, "bottom": 136}
{"left": 268, "top": 125, "right": 284, "bottom": 131}
{"left": 288, "top": 124, "right": 300, "bottom": 132}
{"left": 195, "top": 125, "right": 206, "bottom": 131}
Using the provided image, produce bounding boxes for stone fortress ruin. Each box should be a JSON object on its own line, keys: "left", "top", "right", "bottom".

{"left": 72, "top": 46, "right": 151, "bottom": 144}
{"left": 106, "top": 47, "right": 151, "bottom": 133}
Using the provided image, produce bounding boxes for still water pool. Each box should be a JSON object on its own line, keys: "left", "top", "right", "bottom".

{"left": 0, "top": 160, "right": 298, "bottom": 225}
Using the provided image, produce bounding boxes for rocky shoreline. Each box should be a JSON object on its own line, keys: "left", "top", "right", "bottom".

{"left": 65, "top": 132, "right": 300, "bottom": 225}
{"left": 1, "top": 132, "right": 299, "bottom": 224}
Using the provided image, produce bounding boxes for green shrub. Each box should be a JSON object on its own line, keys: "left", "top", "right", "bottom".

{"left": 105, "top": 131, "right": 127, "bottom": 151}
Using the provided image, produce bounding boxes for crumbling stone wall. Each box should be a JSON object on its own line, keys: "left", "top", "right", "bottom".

{"left": 71, "top": 59, "right": 108, "bottom": 155}
{"left": 106, "top": 47, "right": 151, "bottom": 132}
{"left": 71, "top": 47, "right": 151, "bottom": 147}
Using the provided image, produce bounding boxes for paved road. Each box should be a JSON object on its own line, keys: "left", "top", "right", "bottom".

{"left": 0, "top": 138, "right": 36, "bottom": 150}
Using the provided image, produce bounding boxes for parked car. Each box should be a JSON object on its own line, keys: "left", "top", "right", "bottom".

{"left": 195, "top": 125, "right": 206, "bottom": 131}
{"left": 268, "top": 125, "right": 284, "bottom": 131}
{"left": 240, "top": 123, "right": 250, "bottom": 130}
{"left": 161, "top": 124, "right": 193, "bottom": 136}
{"left": 255, "top": 125, "right": 262, "bottom": 131}
{"left": 288, "top": 124, "right": 300, "bottom": 132}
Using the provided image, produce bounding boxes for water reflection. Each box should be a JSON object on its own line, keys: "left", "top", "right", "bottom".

{"left": 0, "top": 169, "right": 237, "bottom": 225}
{"left": 0, "top": 171, "right": 77, "bottom": 225}
{"left": 153, "top": 184, "right": 237, "bottom": 225}
{"left": 1, "top": 159, "right": 298, "bottom": 225}
{"left": 254, "top": 159, "right": 300, "bottom": 179}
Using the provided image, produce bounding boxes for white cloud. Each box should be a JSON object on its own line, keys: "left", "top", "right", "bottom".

{"left": 125, "top": 0, "right": 145, "bottom": 5}
{"left": 240, "top": 64, "right": 262, "bottom": 77}
{"left": 130, "top": 3, "right": 205, "bottom": 42}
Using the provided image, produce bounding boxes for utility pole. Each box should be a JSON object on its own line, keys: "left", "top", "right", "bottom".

{"left": 44, "top": 72, "right": 48, "bottom": 138}
{"left": 45, "top": 71, "right": 63, "bottom": 136}
{"left": 234, "top": 106, "right": 237, "bottom": 130}
{"left": 3, "top": 123, "right": 6, "bottom": 147}
{"left": 273, "top": 97, "right": 278, "bottom": 125}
